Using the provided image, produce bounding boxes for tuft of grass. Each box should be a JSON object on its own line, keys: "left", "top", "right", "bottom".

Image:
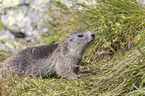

{"left": 0, "top": 18, "right": 5, "bottom": 31}
{"left": 0, "top": 0, "right": 145, "bottom": 95}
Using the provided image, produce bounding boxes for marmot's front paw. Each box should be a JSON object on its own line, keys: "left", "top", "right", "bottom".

{"left": 77, "top": 74, "right": 83, "bottom": 78}
{"left": 69, "top": 74, "right": 83, "bottom": 80}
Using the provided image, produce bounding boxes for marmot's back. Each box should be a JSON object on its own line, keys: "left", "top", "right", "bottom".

{"left": 1, "top": 30, "right": 95, "bottom": 80}
{"left": 17, "top": 44, "right": 58, "bottom": 60}
{"left": 3, "top": 44, "right": 58, "bottom": 76}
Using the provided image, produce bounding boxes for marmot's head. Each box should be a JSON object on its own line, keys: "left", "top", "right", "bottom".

{"left": 65, "top": 30, "right": 95, "bottom": 53}
{"left": 54, "top": 30, "right": 95, "bottom": 54}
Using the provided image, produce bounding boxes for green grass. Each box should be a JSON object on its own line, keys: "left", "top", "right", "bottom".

{"left": 1, "top": 0, "right": 145, "bottom": 95}
{"left": 0, "top": 18, "right": 5, "bottom": 30}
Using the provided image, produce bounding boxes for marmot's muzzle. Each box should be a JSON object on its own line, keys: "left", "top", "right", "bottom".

{"left": 90, "top": 33, "right": 95, "bottom": 43}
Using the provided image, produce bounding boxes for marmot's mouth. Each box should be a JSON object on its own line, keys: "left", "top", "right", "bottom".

{"left": 89, "top": 39, "right": 95, "bottom": 43}
{"left": 89, "top": 36, "right": 95, "bottom": 43}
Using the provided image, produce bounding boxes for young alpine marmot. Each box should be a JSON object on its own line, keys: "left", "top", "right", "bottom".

{"left": 1, "top": 30, "right": 95, "bottom": 80}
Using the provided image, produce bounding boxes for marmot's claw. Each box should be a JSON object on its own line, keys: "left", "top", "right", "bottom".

{"left": 77, "top": 74, "right": 83, "bottom": 78}
{"left": 72, "top": 77, "right": 78, "bottom": 80}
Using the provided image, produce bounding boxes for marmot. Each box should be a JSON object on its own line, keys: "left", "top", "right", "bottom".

{"left": 1, "top": 30, "right": 95, "bottom": 80}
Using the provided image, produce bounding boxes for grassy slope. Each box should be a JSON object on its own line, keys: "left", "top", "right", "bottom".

{"left": 1, "top": 0, "right": 145, "bottom": 95}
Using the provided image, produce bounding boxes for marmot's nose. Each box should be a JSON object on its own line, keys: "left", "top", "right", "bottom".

{"left": 91, "top": 33, "right": 95, "bottom": 39}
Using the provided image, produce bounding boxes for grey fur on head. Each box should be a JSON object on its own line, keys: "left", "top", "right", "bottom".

{"left": 1, "top": 30, "right": 95, "bottom": 80}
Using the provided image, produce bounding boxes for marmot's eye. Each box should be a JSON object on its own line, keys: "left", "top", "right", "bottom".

{"left": 78, "top": 34, "right": 84, "bottom": 37}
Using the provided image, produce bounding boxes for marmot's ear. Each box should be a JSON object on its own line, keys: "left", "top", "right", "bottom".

{"left": 52, "top": 40, "right": 68, "bottom": 54}
{"left": 68, "top": 37, "right": 74, "bottom": 42}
